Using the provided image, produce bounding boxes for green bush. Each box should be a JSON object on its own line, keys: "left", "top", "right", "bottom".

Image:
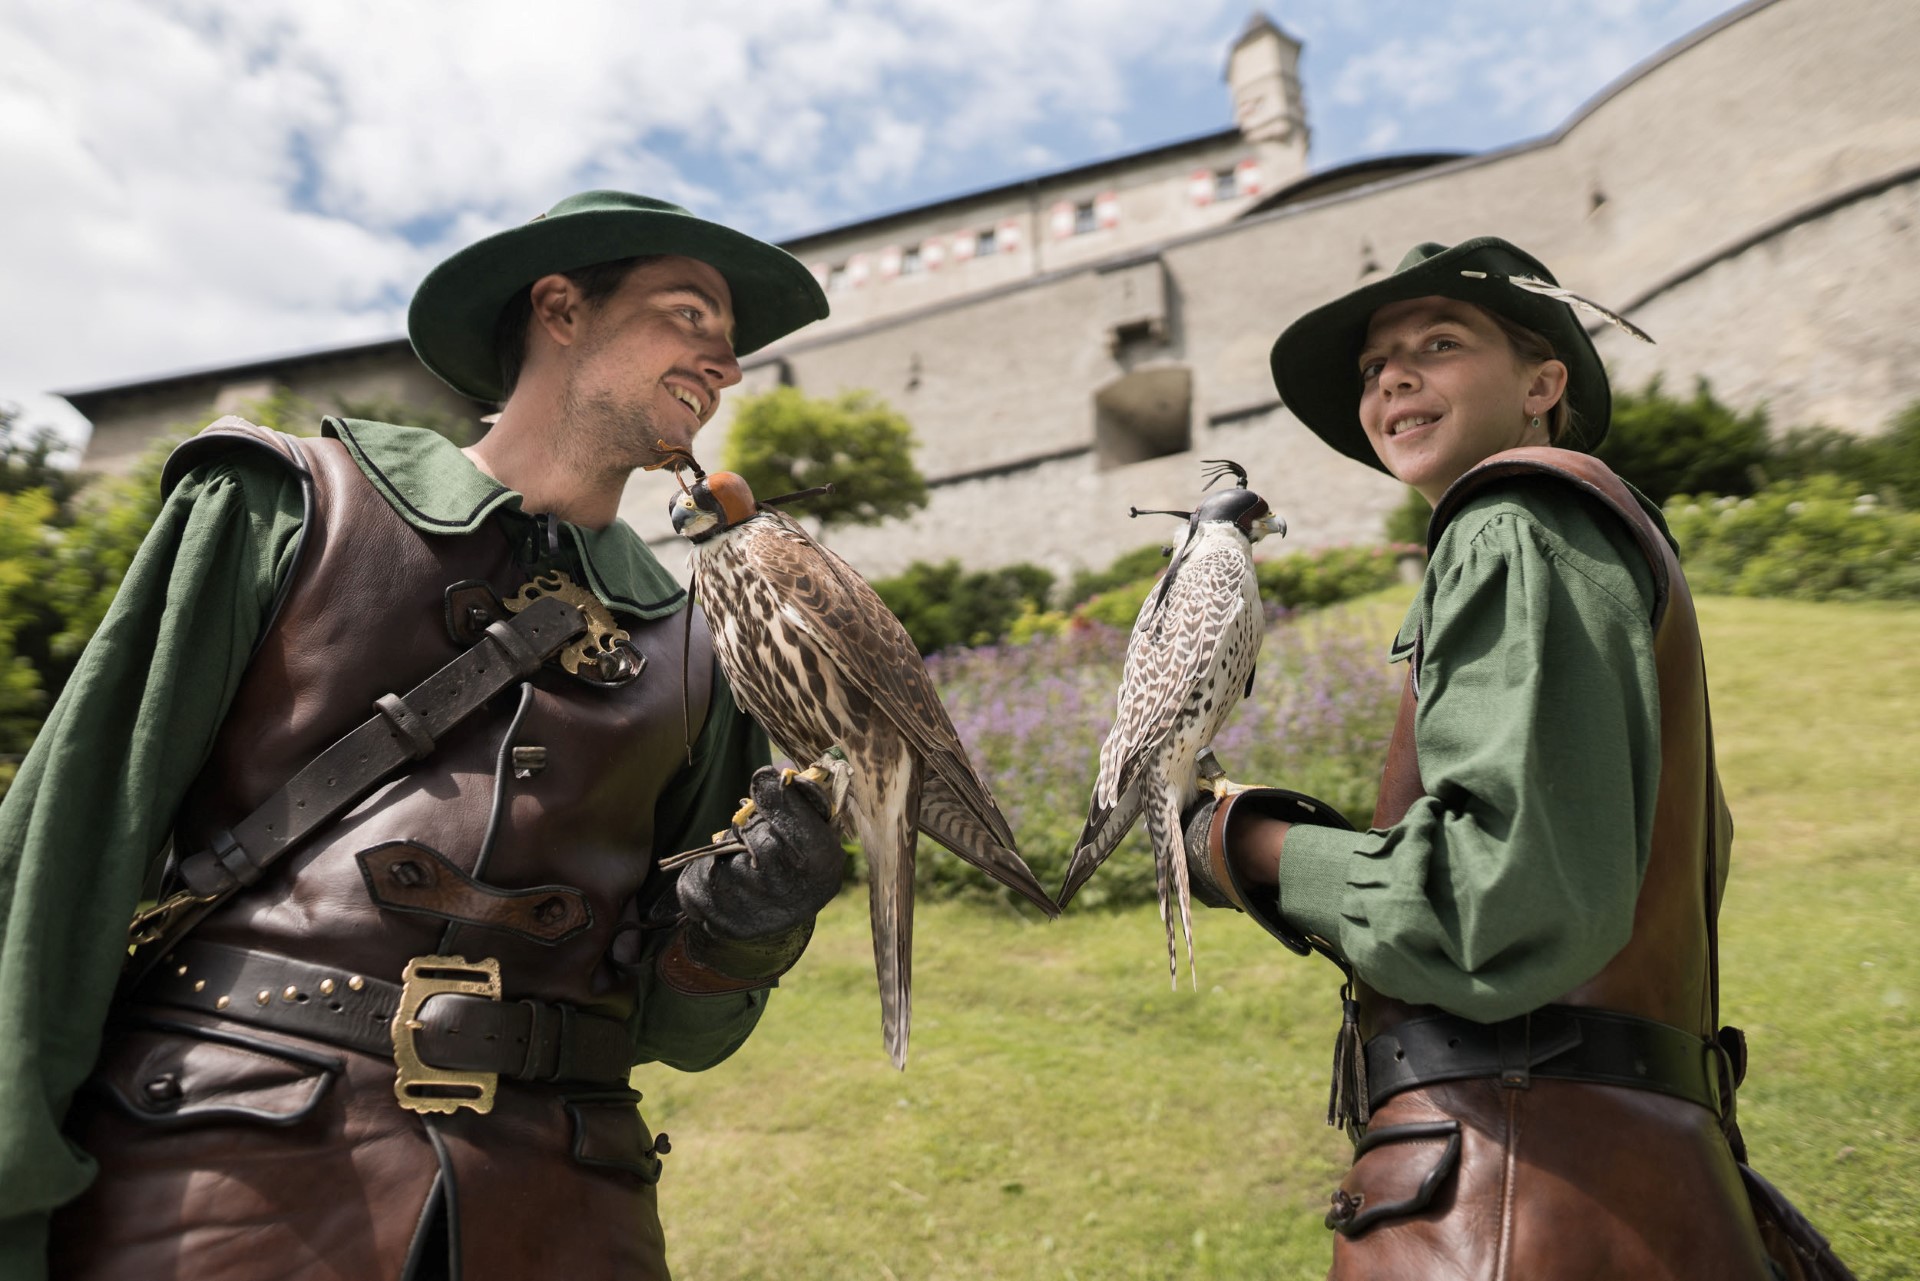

{"left": 1256, "top": 544, "right": 1416, "bottom": 611}
{"left": 1383, "top": 487, "right": 1432, "bottom": 546}
{"left": 1063, "top": 543, "right": 1170, "bottom": 608}
{"left": 1766, "top": 403, "right": 1920, "bottom": 507}
{"left": 1072, "top": 577, "right": 1158, "bottom": 631}
{"left": 870, "top": 559, "right": 1055, "bottom": 655}
{"left": 1597, "top": 375, "right": 1770, "bottom": 505}
{"left": 1666, "top": 476, "right": 1920, "bottom": 601}
{"left": 1065, "top": 543, "right": 1416, "bottom": 634}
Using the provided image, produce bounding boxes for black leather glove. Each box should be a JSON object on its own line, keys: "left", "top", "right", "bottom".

{"left": 671, "top": 764, "right": 847, "bottom": 984}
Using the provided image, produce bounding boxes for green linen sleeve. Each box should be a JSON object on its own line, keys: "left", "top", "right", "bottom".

{"left": 0, "top": 454, "right": 302, "bottom": 1277}
{"left": 629, "top": 657, "right": 776, "bottom": 1072}
{"left": 1273, "top": 484, "right": 1663, "bottom": 1022}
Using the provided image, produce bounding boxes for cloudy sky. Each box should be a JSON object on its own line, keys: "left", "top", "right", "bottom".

{"left": 3, "top": 0, "right": 1736, "bottom": 446}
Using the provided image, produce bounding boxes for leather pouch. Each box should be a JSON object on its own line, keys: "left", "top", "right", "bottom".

{"left": 1325, "top": 1119, "right": 1462, "bottom": 1237}
{"left": 566, "top": 1092, "right": 666, "bottom": 1183}
{"left": 92, "top": 1018, "right": 341, "bottom": 1128}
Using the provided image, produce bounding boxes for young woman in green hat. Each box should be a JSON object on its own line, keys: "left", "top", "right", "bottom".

{"left": 1180, "top": 239, "right": 1814, "bottom": 1277}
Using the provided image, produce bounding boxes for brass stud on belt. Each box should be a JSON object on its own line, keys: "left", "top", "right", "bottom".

{"left": 283, "top": 986, "right": 300, "bottom": 1002}
{"left": 193, "top": 979, "right": 206, "bottom": 992}
{"left": 215, "top": 995, "right": 231, "bottom": 1010}
{"left": 348, "top": 976, "right": 366, "bottom": 992}
{"left": 320, "top": 978, "right": 336, "bottom": 996}
{"left": 176, "top": 964, "right": 189, "bottom": 977}
{"left": 256, "top": 989, "right": 272, "bottom": 1006}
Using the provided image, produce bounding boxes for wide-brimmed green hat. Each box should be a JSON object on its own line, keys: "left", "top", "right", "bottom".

{"left": 409, "top": 190, "right": 829, "bottom": 403}
{"left": 1270, "top": 237, "right": 1621, "bottom": 471}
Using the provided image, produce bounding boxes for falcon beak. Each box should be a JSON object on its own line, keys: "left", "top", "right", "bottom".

{"left": 1258, "top": 513, "right": 1288, "bottom": 539}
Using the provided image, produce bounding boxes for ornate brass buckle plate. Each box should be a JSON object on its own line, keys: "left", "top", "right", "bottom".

{"left": 392, "top": 955, "right": 502, "bottom": 1115}
{"left": 503, "top": 570, "right": 632, "bottom": 677}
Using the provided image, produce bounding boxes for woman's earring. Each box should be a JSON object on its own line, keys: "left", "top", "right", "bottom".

{"left": 1531, "top": 416, "right": 1542, "bottom": 431}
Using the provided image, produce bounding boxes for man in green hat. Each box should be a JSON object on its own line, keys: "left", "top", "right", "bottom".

{"left": 1176, "top": 238, "right": 1824, "bottom": 1276}
{"left": 0, "top": 191, "right": 844, "bottom": 1280}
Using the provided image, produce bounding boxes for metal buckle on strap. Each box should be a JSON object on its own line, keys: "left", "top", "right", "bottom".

{"left": 392, "top": 955, "right": 502, "bottom": 1115}
{"left": 127, "top": 888, "right": 220, "bottom": 949}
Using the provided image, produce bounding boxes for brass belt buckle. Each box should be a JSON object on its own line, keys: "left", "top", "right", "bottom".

{"left": 392, "top": 955, "right": 501, "bottom": 1115}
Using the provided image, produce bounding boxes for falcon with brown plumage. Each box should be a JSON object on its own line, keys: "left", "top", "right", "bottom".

{"left": 669, "top": 465, "right": 1057, "bottom": 1068}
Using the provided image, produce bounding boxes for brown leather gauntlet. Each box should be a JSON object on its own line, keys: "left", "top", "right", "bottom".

{"left": 656, "top": 919, "right": 814, "bottom": 996}
{"left": 1183, "top": 787, "right": 1356, "bottom": 955}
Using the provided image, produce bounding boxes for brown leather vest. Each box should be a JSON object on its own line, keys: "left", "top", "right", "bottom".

{"left": 1364, "top": 446, "right": 1734, "bottom": 1040}
{"left": 1328, "top": 448, "right": 1769, "bottom": 1281}
{"left": 56, "top": 424, "right": 716, "bottom": 1281}
{"left": 174, "top": 428, "right": 713, "bottom": 1013}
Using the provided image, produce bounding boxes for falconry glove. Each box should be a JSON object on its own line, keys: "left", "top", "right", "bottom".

{"left": 1181, "top": 787, "right": 1357, "bottom": 958}
{"left": 671, "top": 765, "right": 846, "bottom": 985}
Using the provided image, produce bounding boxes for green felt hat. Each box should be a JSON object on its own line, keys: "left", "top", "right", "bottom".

{"left": 409, "top": 190, "right": 829, "bottom": 403}
{"left": 1269, "top": 237, "right": 1629, "bottom": 472}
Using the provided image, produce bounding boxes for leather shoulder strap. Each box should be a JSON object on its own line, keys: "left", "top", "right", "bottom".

{"left": 1428, "top": 446, "right": 1674, "bottom": 630}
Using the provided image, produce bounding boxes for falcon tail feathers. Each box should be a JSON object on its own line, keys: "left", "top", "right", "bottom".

{"left": 1057, "top": 786, "right": 1142, "bottom": 909}
{"left": 919, "top": 779, "right": 1058, "bottom": 917}
{"left": 1141, "top": 764, "right": 1197, "bottom": 991}
{"left": 858, "top": 755, "right": 920, "bottom": 1071}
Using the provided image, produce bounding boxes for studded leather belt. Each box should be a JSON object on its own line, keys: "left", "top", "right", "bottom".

{"left": 1363, "top": 1004, "right": 1722, "bottom": 1115}
{"left": 138, "top": 940, "right": 634, "bottom": 1088}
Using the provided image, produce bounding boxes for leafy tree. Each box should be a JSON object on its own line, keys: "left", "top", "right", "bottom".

{"left": 0, "top": 413, "right": 84, "bottom": 510}
{"left": 0, "top": 486, "right": 59, "bottom": 760}
{"left": 721, "top": 387, "right": 928, "bottom": 530}
{"left": 871, "top": 560, "right": 1054, "bottom": 655}
{"left": 0, "top": 407, "right": 187, "bottom": 793}
{"left": 1596, "top": 375, "right": 1770, "bottom": 505}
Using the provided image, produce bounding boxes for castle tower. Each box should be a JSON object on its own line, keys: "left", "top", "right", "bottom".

{"left": 1226, "top": 13, "right": 1309, "bottom": 167}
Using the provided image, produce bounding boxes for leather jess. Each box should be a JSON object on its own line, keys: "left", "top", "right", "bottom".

{"left": 54, "top": 422, "right": 716, "bottom": 1281}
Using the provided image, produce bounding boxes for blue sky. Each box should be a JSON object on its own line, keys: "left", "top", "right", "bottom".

{"left": 1, "top": 0, "right": 1736, "bottom": 445}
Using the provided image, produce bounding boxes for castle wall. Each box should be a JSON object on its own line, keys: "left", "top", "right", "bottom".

{"left": 627, "top": 0, "right": 1920, "bottom": 580}
{"left": 1595, "top": 172, "right": 1920, "bottom": 436}
{"left": 68, "top": 0, "right": 1920, "bottom": 586}
{"left": 78, "top": 351, "right": 483, "bottom": 474}
{"left": 786, "top": 132, "right": 1304, "bottom": 336}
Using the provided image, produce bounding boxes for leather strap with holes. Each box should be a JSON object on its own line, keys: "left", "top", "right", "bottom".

{"left": 125, "top": 593, "right": 587, "bottom": 980}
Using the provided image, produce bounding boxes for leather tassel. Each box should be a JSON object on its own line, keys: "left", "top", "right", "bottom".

{"left": 1327, "top": 977, "right": 1371, "bottom": 1133}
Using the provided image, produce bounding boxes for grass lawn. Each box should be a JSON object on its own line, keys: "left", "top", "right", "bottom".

{"left": 642, "top": 593, "right": 1919, "bottom": 1279}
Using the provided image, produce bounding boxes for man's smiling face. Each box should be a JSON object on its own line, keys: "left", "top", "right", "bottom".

{"left": 560, "top": 254, "right": 742, "bottom": 471}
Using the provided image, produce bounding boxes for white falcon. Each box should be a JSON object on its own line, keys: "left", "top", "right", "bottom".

{"left": 667, "top": 460, "right": 1058, "bottom": 1069}
{"left": 1057, "top": 460, "right": 1286, "bottom": 984}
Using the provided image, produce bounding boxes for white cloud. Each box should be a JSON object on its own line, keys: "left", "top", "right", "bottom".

{"left": 1320, "top": 0, "right": 1735, "bottom": 159}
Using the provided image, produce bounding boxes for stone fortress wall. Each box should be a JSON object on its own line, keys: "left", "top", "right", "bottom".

{"left": 66, "top": 0, "right": 1920, "bottom": 587}
{"left": 623, "top": 0, "right": 1920, "bottom": 582}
